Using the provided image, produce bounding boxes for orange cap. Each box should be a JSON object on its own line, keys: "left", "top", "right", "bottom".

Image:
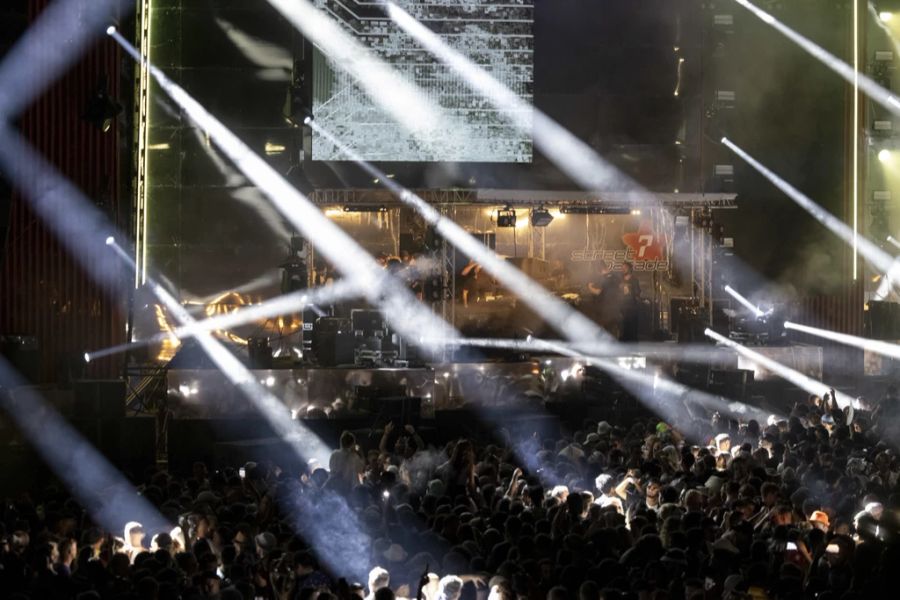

{"left": 809, "top": 510, "right": 830, "bottom": 528}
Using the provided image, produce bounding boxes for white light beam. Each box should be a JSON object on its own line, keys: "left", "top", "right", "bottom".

{"left": 109, "top": 29, "right": 458, "bottom": 349}
{"left": 85, "top": 281, "right": 361, "bottom": 362}
{"left": 107, "top": 239, "right": 334, "bottom": 466}
{"left": 785, "top": 320, "right": 900, "bottom": 361}
{"left": 733, "top": 0, "right": 900, "bottom": 117}
{"left": 385, "top": 2, "right": 646, "bottom": 198}
{"left": 724, "top": 284, "right": 764, "bottom": 318}
{"left": 705, "top": 327, "right": 853, "bottom": 408}
{"left": 722, "top": 137, "right": 900, "bottom": 284}
{"left": 266, "top": 0, "right": 440, "bottom": 140}
{"left": 0, "top": 358, "right": 167, "bottom": 534}
{"left": 0, "top": 0, "right": 131, "bottom": 118}
{"left": 308, "top": 119, "right": 612, "bottom": 344}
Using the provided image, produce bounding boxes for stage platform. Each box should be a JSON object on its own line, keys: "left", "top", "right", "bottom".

{"left": 166, "top": 344, "right": 823, "bottom": 416}
{"left": 732, "top": 345, "right": 823, "bottom": 381}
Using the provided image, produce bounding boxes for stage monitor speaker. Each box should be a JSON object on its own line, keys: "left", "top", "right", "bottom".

{"left": 866, "top": 301, "right": 900, "bottom": 340}
{"left": 354, "top": 384, "right": 408, "bottom": 412}
{"left": 73, "top": 379, "right": 126, "bottom": 419}
{"left": 670, "top": 299, "right": 707, "bottom": 343}
{"left": 369, "top": 396, "right": 422, "bottom": 427}
{"left": 0, "top": 335, "right": 39, "bottom": 383}
{"left": 169, "top": 339, "right": 243, "bottom": 369}
{"left": 351, "top": 309, "right": 384, "bottom": 334}
{"left": 708, "top": 368, "right": 754, "bottom": 401}
{"left": 313, "top": 318, "right": 354, "bottom": 366}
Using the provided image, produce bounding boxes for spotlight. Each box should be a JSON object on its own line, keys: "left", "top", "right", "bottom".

{"left": 723, "top": 284, "right": 764, "bottom": 318}
{"left": 879, "top": 149, "right": 893, "bottom": 163}
{"left": 881, "top": 11, "right": 894, "bottom": 22}
{"left": 105, "top": 236, "right": 115, "bottom": 246}
{"left": 83, "top": 352, "right": 91, "bottom": 363}
{"left": 530, "top": 206, "right": 554, "bottom": 227}
{"left": 282, "top": 84, "right": 312, "bottom": 127}
{"left": 106, "top": 25, "right": 117, "bottom": 35}
{"left": 496, "top": 207, "right": 517, "bottom": 228}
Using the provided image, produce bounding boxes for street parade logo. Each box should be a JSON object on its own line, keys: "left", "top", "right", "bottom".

{"left": 570, "top": 221, "right": 669, "bottom": 271}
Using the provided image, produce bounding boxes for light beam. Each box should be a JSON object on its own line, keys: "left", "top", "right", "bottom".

{"left": 0, "top": 125, "right": 122, "bottom": 291}
{"left": 724, "top": 284, "right": 765, "bottom": 318}
{"left": 265, "top": 0, "right": 441, "bottom": 141}
{"left": 887, "top": 235, "right": 900, "bottom": 251}
{"left": 308, "top": 119, "right": 612, "bottom": 344}
{"left": 109, "top": 29, "right": 458, "bottom": 350}
{"left": 0, "top": 0, "right": 131, "bottom": 118}
{"left": 705, "top": 327, "right": 853, "bottom": 408}
{"left": 85, "top": 281, "right": 361, "bottom": 362}
{"left": 536, "top": 339, "right": 775, "bottom": 439}
{"left": 0, "top": 357, "right": 167, "bottom": 534}
{"left": 784, "top": 320, "right": 900, "bottom": 361}
{"left": 732, "top": 0, "right": 900, "bottom": 117}
{"left": 107, "top": 239, "right": 334, "bottom": 466}
{"left": 385, "top": 1, "right": 646, "bottom": 198}
{"left": 722, "top": 137, "right": 900, "bottom": 284}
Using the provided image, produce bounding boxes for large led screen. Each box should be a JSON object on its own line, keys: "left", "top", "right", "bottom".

{"left": 310, "top": 0, "right": 534, "bottom": 163}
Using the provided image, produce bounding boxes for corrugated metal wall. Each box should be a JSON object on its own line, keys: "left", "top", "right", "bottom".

{"left": 793, "top": 279, "right": 865, "bottom": 336}
{"left": 0, "top": 0, "right": 126, "bottom": 381}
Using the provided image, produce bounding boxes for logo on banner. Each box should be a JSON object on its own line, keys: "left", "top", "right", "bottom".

{"left": 571, "top": 221, "right": 668, "bottom": 271}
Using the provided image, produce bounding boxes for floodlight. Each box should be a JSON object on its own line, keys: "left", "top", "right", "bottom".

{"left": 496, "top": 207, "right": 517, "bottom": 228}
{"left": 530, "top": 206, "right": 554, "bottom": 227}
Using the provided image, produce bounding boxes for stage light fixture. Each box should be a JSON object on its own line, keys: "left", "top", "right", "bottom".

{"left": 105, "top": 236, "right": 114, "bottom": 245}
{"left": 496, "top": 206, "right": 517, "bottom": 228}
{"left": 724, "top": 284, "right": 764, "bottom": 318}
{"left": 530, "top": 206, "right": 554, "bottom": 227}
{"left": 343, "top": 204, "right": 388, "bottom": 213}
{"left": 560, "top": 205, "right": 631, "bottom": 215}
{"left": 888, "top": 234, "right": 900, "bottom": 250}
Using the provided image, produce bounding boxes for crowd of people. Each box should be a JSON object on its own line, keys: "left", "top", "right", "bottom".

{"left": 1, "top": 387, "right": 899, "bottom": 599}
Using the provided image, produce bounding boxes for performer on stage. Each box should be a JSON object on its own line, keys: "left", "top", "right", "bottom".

{"left": 312, "top": 262, "right": 334, "bottom": 287}
{"left": 586, "top": 261, "right": 622, "bottom": 338}
{"left": 460, "top": 259, "right": 484, "bottom": 307}
{"left": 620, "top": 262, "right": 641, "bottom": 341}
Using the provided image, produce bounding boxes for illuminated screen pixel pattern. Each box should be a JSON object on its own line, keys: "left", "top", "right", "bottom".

{"left": 311, "top": 0, "right": 534, "bottom": 163}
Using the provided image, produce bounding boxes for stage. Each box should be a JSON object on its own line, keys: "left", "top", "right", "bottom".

{"left": 165, "top": 344, "right": 824, "bottom": 417}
